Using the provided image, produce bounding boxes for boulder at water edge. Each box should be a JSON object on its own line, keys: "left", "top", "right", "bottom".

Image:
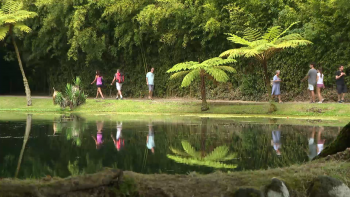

{"left": 307, "top": 176, "right": 350, "bottom": 197}
{"left": 262, "top": 178, "right": 290, "bottom": 197}
{"left": 232, "top": 188, "right": 263, "bottom": 197}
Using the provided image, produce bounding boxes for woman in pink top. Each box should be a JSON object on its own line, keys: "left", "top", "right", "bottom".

{"left": 91, "top": 70, "right": 104, "bottom": 99}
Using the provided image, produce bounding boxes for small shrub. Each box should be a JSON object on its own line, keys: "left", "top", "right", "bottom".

{"left": 54, "top": 77, "right": 87, "bottom": 110}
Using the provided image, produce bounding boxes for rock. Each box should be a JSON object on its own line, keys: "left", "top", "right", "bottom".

{"left": 262, "top": 178, "right": 290, "bottom": 197}
{"left": 307, "top": 176, "right": 350, "bottom": 197}
{"left": 233, "top": 188, "right": 262, "bottom": 197}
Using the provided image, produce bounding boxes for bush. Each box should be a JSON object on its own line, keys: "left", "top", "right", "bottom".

{"left": 54, "top": 77, "right": 87, "bottom": 110}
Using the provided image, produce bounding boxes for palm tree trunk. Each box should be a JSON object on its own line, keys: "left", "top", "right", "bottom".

{"left": 15, "top": 114, "right": 32, "bottom": 178}
{"left": 10, "top": 26, "right": 32, "bottom": 106}
{"left": 200, "top": 70, "right": 209, "bottom": 111}
{"left": 262, "top": 60, "right": 271, "bottom": 96}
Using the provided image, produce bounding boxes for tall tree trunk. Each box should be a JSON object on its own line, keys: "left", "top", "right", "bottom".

{"left": 15, "top": 114, "right": 32, "bottom": 178}
{"left": 314, "top": 122, "right": 350, "bottom": 160}
{"left": 200, "top": 70, "right": 209, "bottom": 111}
{"left": 10, "top": 26, "right": 32, "bottom": 106}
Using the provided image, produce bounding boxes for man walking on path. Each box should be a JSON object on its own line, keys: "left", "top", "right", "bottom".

{"left": 335, "top": 65, "right": 347, "bottom": 103}
{"left": 302, "top": 63, "right": 317, "bottom": 103}
{"left": 146, "top": 68, "right": 155, "bottom": 100}
{"left": 111, "top": 69, "right": 124, "bottom": 100}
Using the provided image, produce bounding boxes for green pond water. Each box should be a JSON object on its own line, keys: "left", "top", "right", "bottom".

{"left": 0, "top": 113, "right": 342, "bottom": 179}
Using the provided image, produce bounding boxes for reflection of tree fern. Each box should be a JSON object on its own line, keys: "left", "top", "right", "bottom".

{"left": 181, "top": 141, "right": 201, "bottom": 159}
{"left": 167, "top": 155, "right": 237, "bottom": 169}
{"left": 168, "top": 140, "right": 238, "bottom": 169}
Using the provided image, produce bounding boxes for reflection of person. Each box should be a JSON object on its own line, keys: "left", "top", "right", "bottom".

{"left": 317, "top": 127, "right": 325, "bottom": 155}
{"left": 271, "top": 70, "right": 283, "bottom": 103}
{"left": 271, "top": 125, "right": 282, "bottom": 156}
{"left": 111, "top": 122, "right": 124, "bottom": 151}
{"left": 146, "top": 125, "right": 155, "bottom": 154}
{"left": 308, "top": 127, "right": 317, "bottom": 160}
{"left": 92, "top": 121, "right": 104, "bottom": 149}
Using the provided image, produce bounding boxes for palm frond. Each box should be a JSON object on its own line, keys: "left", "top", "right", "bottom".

{"left": 181, "top": 68, "right": 200, "bottom": 87}
{"left": 204, "top": 146, "right": 229, "bottom": 161}
{"left": 13, "top": 23, "right": 31, "bottom": 33}
{"left": 204, "top": 67, "right": 229, "bottom": 83}
{"left": 243, "top": 28, "right": 261, "bottom": 42}
{"left": 0, "top": 26, "right": 9, "bottom": 40}
{"left": 167, "top": 155, "right": 238, "bottom": 169}
{"left": 201, "top": 57, "right": 236, "bottom": 67}
{"left": 169, "top": 70, "right": 190, "bottom": 80}
{"left": 181, "top": 140, "right": 201, "bottom": 159}
{"left": 262, "top": 26, "right": 282, "bottom": 41}
{"left": 214, "top": 66, "right": 236, "bottom": 73}
{"left": 167, "top": 61, "right": 197, "bottom": 73}
{"left": 169, "top": 147, "right": 189, "bottom": 157}
{"left": 225, "top": 33, "right": 251, "bottom": 46}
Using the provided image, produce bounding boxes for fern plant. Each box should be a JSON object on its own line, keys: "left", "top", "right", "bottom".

{"left": 0, "top": 0, "right": 37, "bottom": 106}
{"left": 167, "top": 140, "right": 238, "bottom": 169}
{"left": 54, "top": 76, "right": 87, "bottom": 110}
{"left": 167, "top": 57, "right": 236, "bottom": 111}
{"left": 220, "top": 22, "right": 312, "bottom": 94}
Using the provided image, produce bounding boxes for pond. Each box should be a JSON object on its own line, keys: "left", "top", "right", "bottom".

{"left": 0, "top": 113, "right": 342, "bottom": 179}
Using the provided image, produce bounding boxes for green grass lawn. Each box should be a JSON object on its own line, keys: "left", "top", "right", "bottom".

{"left": 0, "top": 97, "right": 349, "bottom": 118}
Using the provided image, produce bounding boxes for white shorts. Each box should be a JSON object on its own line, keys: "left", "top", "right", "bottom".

{"left": 116, "top": 83, "right": 122, "bottom": 91}
{"left": 308, "top": 84, "right": 315, "bottom": 91}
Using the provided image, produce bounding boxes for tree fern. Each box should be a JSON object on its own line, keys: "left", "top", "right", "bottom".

{"left": 181, "top": 140, "right": 201, "bottom": 159}
{"left": 181, "top": 69, "right": 200, "bottom": 87}
{"left": 167, "top": 155, "right": 238, "bottom": 169}
{"left": 243, "top": 28, "right": 261, "bottom": 42}
{"left": 203, "top": 146, "right": 229, "bottom": 161}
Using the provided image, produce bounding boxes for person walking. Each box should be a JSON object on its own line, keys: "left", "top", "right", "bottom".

{"left": 111, "top": 69, "right": 124, "bottom": 100}
{"left": 271, "top": 70, "right": 283, "bottom": 103}
{"left": 316, "top": 68, "right": 325, "bottom": 103}
{"left": 91, "top": 70, "right": 104, "bottom": 99}
{"left": 335, "top": 65, "right": 347, "bottom": 103}
{"left": 301, "top": 63, "right": 317, "bottom": 103}
{"left": 146, "top": 68, "right": 155, "bottom": 100}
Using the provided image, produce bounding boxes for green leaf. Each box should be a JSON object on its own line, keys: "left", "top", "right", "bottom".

{"left": 167, "top": 155, "right": 238, "bottom": 169}
{"left": 181, "top": 69, "right": 200, "bottom": 87}
{"left": 169, "top": 70, "right": 190, "bottom": 80}
{"left": 169, "top": 147, "right": 190, "bottom": 157}
{"left": 181, "top": 140, "right": 201, "bottom": 159}
{"left": 204, "top": 67, "right": 229, "bottom": 83}
{"left": 204, "top": 146, "right": 229, "bottom": 161}
{"left": 0, "top": 26, "right": 9, "bottom": 40}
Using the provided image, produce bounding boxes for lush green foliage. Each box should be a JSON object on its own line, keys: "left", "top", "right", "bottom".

{"left": 2, "top": 0, "right": 350, "bottom": 100}
{"left": 54, "top": 76, "right": 87, "bottom": 110}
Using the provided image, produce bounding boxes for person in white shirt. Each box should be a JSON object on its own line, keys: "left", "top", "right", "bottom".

{"left": 316, "top": 68, "right": 325, "bottom": 103}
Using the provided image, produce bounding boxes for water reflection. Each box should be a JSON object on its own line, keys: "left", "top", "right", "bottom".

{"left": 111, "top": 122, "right": 124, "bottom": 151}
{"left": 15, "top": 114, "right": 32, "bottom": 178}
{"left": 92, "top": 121, "right": 104, "bottom": 150}
{"left": 0, "top": 115, "right": 342, "bottom": 179}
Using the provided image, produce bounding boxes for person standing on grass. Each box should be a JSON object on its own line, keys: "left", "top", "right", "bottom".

{"left": 271, "top": 70, "right": 283, "bottom": 103}
{"left": 301, "top": 63, "right": 317, "bottom": 103}
{"left": 91, "top": 70, "right": 104, "bottom": 99}
{"left": 316, "top": 68, "right": 325, "bottom": 103}
{"left": 335, "top": 65, "right": 347, "bottom": 103}
{"left": 111, "top": 69, "right": 124, "bottom": 100}
{"left": 146, "top": 68, "right": 155, "bottom": 100}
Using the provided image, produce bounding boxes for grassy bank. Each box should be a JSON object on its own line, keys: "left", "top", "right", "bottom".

{"left": 0, "top": 97, "right": 350, "bottom": 118}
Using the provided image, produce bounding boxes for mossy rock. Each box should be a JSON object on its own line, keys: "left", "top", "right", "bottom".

{"left": 233, "top": 188, "right": 262, "bottom": 197}
{"left": 307, "top": 176, "right": 350, "bottom": 197}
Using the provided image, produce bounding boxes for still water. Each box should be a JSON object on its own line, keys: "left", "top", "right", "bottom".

{"left": 0, "top": 114, "right": 341, "bottom": 179}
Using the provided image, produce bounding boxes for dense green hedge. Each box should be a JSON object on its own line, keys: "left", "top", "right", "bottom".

{"left": 3, "top": 0, "right": 350, "bottom": 100}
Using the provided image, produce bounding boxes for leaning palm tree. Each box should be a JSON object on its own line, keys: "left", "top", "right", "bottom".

{"left": 15, "top": 114, "right": 32, "bottom": 178}
{"left": 220, "top": 22, "right": 312, "bottom": 93}
{"left": 167, "top": 57, "right": 236, "bottom": 111}
{"left": 167, "top": 140, "right": 238, "bottom": 169}
{"left": 0, "top": 1, "right": 37, "bottom": 106}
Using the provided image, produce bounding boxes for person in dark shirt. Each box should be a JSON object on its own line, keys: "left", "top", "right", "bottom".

{"left": 335, "top": 65, "right": 347, "bottom": 103}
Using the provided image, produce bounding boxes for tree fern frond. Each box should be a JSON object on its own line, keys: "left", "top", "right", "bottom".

{"left": 169, "top": 70, "right": 190, "bottom": 80}
{"left": 201, "top": 57, "right": 236, "bottom": 67}
{"left": 169, "top": 147, "right": 190, "bottom": 157}
{"left": 167, "top": 155, "right": 238, "bottom": 169}
{"left": 225, "top": 33, "right": 251, "bottom": 46}
{"left": 250, "top": 40, "right": 269, "bottom": 48}
{"left": 13, "top": 23, "right": 31, "bottom": 33}
{"left": 204, "top": 67, "right": 229, "bottom": 83}
{"left": 220, "top": 153, "right": 238, "bottom": 161}
{"left": 275, "top": 40, "right": 312, "bottom": 49}
{"left": 181, "top": 68, "right": 200, "bottom": 87}
{"left": 214, "top": 66, "right": 236, "bottom": 73}
{"left": 204, "top": 146, "right": 229, "bottom": 161}
{"left": 243, "top": 28, "right": 261, "bottom": 42}
{"left": 262, "top": 26, "right": 282, "bottom": 41}
{"left": 0, "top": 26, "right": 9, "bottom": 40}
{"left": 181, "top": 140, "right": 201, "bottom": 158}
{"left": 272, "top": 21, "right": 299, "bottom": 43}
{"left": 167, "top": 61, "right": 197, "bottom": 73}
{"left": 274, "top": 33, "right": 308, "bottom": 44}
